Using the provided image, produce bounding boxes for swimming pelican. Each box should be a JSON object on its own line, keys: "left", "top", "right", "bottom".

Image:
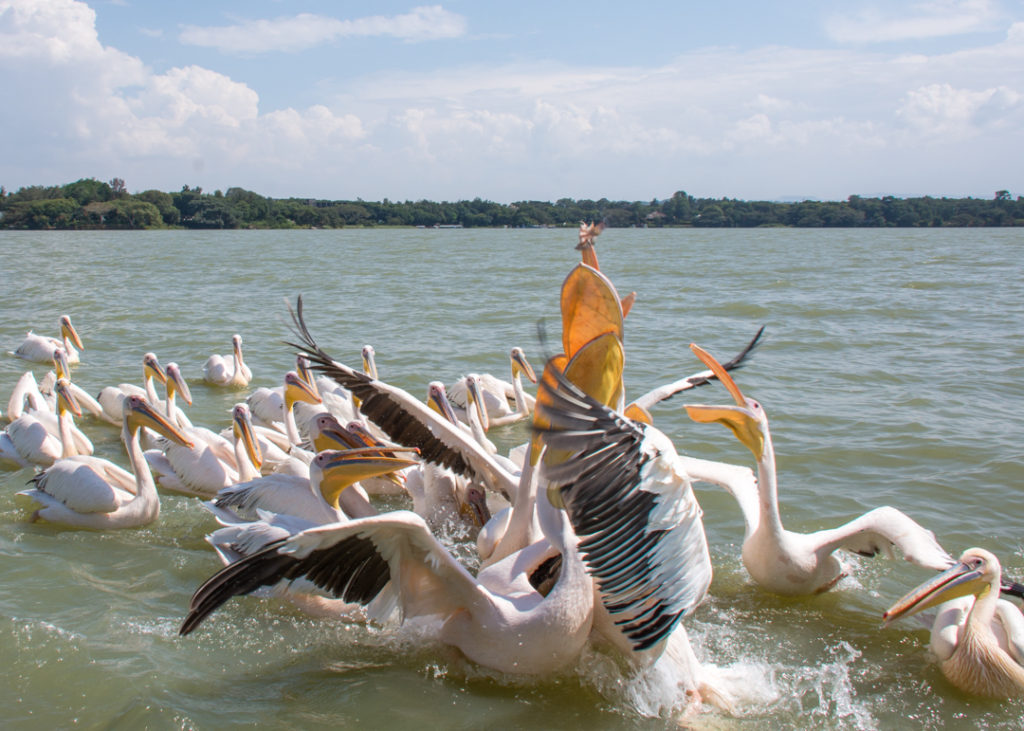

{"left": 12, "top": 315, "right": 84, "bottom": 364}
{"left": 17, "top": 396, "right": 193, "bottom": 528}
{"left": 0, "top": 379, "right": 87, "bottom": 468}
{"left": 144, "top": 364, "right": 250, "bottom": 497}
{"left": 97, "top": 353, "right": 167, "bottom": 424}
{"left": 883, "top": 547, "right": 1024, "bottom": 698}
{"left": 48, "top": 348, "right": 105, "bottom": 422}
{"left": 181, "top": 481, "right": 595, "bottom": 676}
{"left": 207, "top": 448, "right": 420, "bottom": 544}
{"left": 684, "top": 343, "right": 953, "bottom": 595}
{"left": 212, "top": 447, "right": 419, "bottom": 526}
{"left": 446, "top": 348, "right": 538, "bottom": 427}
{"left": 203, "top": 334, "right": 253, "bottom": 388}
{"left": 6, "top": 348, "right": 101, "bottom": 423}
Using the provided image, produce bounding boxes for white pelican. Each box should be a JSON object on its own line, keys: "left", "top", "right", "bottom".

{"left": 144, "top": 364, "right": 248, "bottom": 497}
{"left": 446, "top": 348, "right": 538, "bottom": 427}
{"left": 5, "top": 348, "right": 101, "bottom": 423}
{"left": 12, "top": 315, "right": 84, "bottom": 364}
{"left": 203, "top": 334, "right": 253, "bottom": 388}
{"left": 206, "top": 448, "right": 422, "bottom": 558}
{"left": 285, "top": 297, "right": 519, "bottom": 502}
{"left": 48, "top": 347, "right": 105, "bottom": 422}
{"left": 884, "top": 547, "right": 1024, "bottom": 698}
{"left": 97, "top": 352, "right": 167, "bottom": 424}
{"left": 181, "top": 485, "right": 595, "bottom": 676}
{"left": 212, "top": 447, "right": 419, "bottom": 526}
{"left": 17, "top": 396, "right": 193, "bottom": 528}
{"left": 0, "top": 379, "right": 87, "bottom": 468}
{"left": 684, "top": 343, "right": 953, "bottom": 595}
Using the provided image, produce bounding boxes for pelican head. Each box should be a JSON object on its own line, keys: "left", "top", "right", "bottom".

{"left": 232, "top": 334, "right": 244, "bottom": 359}
{"left": 465, "top": 374, "right": 490, "bottom": 430}
{"left": 361, "top": 345, "right": 378, "bottom": 380}
{"left": 123, "top": 395, "right": 193, "bottom": 448}
{"left": 883, "top": 547, "right": 1000, "bottom": 626}
{"left": 461, "top": 484, "right": 491, "bottom": 528}
{"left": 143, "top": 352, "right": 167, "bottom": 385}
{"left": 165, "top": 363, "right": 193, "bottom": 406}
{"left": 283, "top": 370, "right": 321, "bottom": 409}
{"left": 54, "top": 378, "right": 81, "bottom": 418}
{"left": 310, "top": 413, "right": 358, "bottom": 452}
{"left": 684, "top": 343, "right": 767, "bottom": 460}
{"left": 427, "top": 381, "right": 462, "bottom": 426}
{"left": 312, "top": 448, "right": 419, "bottom": 509}
{"left": 59, "top": 315, "right": 84, "bottom": 351}
{"left": 295, "top": 354, "right": 319, "bottom": 397}
{"left": 52, "top": 348, "right": 71, "bottom": 380}
{"left": 511, "top": 347, "right": 538, "bottom": 384}
{"left": 232, "top": 403, "right": 263, "bottom": 471}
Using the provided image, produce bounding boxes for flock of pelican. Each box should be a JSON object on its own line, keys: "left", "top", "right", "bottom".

{"left": 4, "top": 223, "right": 1024, "bottom": 716}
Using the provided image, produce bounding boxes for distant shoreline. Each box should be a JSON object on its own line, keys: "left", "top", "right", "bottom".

{"left": 1, "top": 179, "right": 1020, "bottom": 230}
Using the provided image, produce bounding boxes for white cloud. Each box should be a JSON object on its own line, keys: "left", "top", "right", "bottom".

{"left": 1, "top": 0, "right": 1022, "bottom": 201}
{"left": 179, "top": 5, "right": 467, "bottom": 54}
{"left": 826, "top": 0, "right": 1000, "bottom": 43}
{"left": 897, "top": 82, "right": 1022, "bottom": 135}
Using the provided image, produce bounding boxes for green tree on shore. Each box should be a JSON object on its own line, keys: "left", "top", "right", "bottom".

{"left": 0, "top": 177, "right": 1020, "bottom": 230}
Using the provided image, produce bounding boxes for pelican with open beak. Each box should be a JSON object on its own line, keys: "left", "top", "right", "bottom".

{"left": 685, "top": 342, "right": 952, "bottom": 595}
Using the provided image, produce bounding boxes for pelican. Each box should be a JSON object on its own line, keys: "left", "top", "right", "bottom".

{"left": 144, "top": 364, "right": 249, "bottom": 497}
{"left": 446, "top": 347, "right": 538, "bottom": 427}
{"left": 181, "top": 481, "right": 596, "bottom": 676}
{"left": 684, "top": 343, "right": 953, "bottom": 595}
{"left": 884, "top": 547, "right": 1024, "bottom": 698}
{"left": 49, "top": 348, "right": 105, "bottom": 422}
{"left": 203, "top": 334, "right": 253, "bottom": 388}
{"left": 97, "top": 352, "right": 167, "bottom": 423}
{"left": 206, "top": 448, "right": 421, "bottom": 560}
{"left": 6, "top": 348, "right": 101, "bottom": 423}
{"left": 0, "top": 379, "right": 87, "bottom": 468}
{"left": 17, "top": 396, "right": 193, "bottom": 528}
{"left": 12, "top": 315, "right": 84, "bottom": 364}
{"left": 212, "top": 447, "right": 419, "bottom": 526}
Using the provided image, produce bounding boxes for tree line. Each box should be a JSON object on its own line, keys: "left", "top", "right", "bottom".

{"left": 0, "top": 178, "right": 1020, "bottom": 230}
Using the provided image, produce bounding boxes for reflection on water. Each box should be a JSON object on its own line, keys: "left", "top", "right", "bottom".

{"left": 1, "top": 227, "right": 1023, "bottom": 728}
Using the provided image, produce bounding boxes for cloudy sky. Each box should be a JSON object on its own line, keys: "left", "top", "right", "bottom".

{"left": 2, "top": 0, "right": 1022, "bottom": 202}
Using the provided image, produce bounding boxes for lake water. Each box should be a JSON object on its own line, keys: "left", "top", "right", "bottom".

{"left": 1, "top": 227, "right": 1022, "bottom": 729}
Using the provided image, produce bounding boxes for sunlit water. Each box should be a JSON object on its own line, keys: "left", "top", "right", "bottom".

{"left": 1, "top": 227, "right": 1022, "bottom": 729}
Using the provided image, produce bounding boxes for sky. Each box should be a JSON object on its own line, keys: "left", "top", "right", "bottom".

{"left": 2, "top": 0, "right": 1023, "bottom": 203}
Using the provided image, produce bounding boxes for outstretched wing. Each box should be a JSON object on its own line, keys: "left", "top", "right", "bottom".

{"left": 629, "top": 326, "right": 765, "bottom": 411}
{"left": 816, "top": 505, "right": 953, "bottom": 570}
{"left": 535, "top": 366, "right": 712, "bottom": 651}
{"left": 180, "top": 511, "right": 482, "bottom": 636}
